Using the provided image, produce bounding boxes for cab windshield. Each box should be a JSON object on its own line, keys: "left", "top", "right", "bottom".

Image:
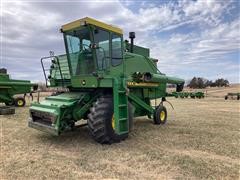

{"left": 65, "top": 27, "right": 94, "bottom": 75}
{"left": 64, "top": 26, "right": 123, "bottom": 75}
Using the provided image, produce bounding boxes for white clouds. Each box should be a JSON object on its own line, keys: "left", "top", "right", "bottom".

{"left": 169, "top": 33, "right": 196, "bottom": 44}
{"left": 183, "top": 0, "right": 221, "bottom": 16}
{"left": 3, "top": 2, "right": 61, "bottom": 29}
{"left": 1, "top": 2, "right": 62, "bottom": 46}
{"left": 187, "top": 19, "right": 240, "bottom": 61}
{"left": 181, "top": 0, "right": 231, "bottom": 26}
{"left": 131, "top": 0, "right": 234, "bottom": 33}
{"left": 138, "top": 6, "right": 172, "bottom": 30}
{"left": 134, "top": 7, "right": 239, "bottom": 82}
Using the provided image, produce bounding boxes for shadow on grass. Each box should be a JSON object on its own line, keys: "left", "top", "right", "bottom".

{"left": 33, "top": 117, "right": 174, "bottom": 148}
{"left": 34, "top": 126, "right": 95, "bottom": 146}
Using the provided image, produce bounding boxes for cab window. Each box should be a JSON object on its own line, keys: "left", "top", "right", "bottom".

{"left": 65, "top": 27, "right": 94, "bottom": 75}
{"left": 93, "top": 29, "right": 110, "bottom": 70}
{"left": 111, "top": 34, "right": 122, "bottom": 66}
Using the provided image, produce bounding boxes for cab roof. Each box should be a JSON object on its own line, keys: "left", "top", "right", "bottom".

{"left": 61, "top": 17, "right": 123, "bottom": 35}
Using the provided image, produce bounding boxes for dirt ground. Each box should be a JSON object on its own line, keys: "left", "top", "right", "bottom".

{"left": 0, "top": 86, "right": 240, "bottom": 179}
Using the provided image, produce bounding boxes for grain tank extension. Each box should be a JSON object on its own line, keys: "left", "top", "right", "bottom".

{"left": 29, "top": 17, "right": 184, "bottom": 144}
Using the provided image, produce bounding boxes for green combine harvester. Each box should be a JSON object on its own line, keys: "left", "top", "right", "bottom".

{"left": 0, "top": 68, "right": 38, "bottom": 107}
{"left": 29, "top": 17, "right": 184, "bottom": 144}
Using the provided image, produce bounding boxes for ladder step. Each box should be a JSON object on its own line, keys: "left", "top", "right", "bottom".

{"left": 119, "top": 131, "right": 128, "bottom": 134}
{"left": 118, "top": 90, "right": 125, "bottom": 94}
{"left": 119, "top": 118, "right": 127, "bottom": 121}
{"left": 119, "top": 104, "right": 127, "bottom": 108}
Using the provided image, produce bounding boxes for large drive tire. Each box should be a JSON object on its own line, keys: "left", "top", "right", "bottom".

{"left": 88, "top": 95, "right": 128, "bottom": 144}
{"left": 154, "top": 105, "right": 167, "bottom": 125}
{"left": 14, "top": 97, "right": 26, "bottom": 107}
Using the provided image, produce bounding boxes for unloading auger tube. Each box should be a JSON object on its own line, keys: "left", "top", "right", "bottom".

{"left": 135, "top": 72, "right": 185, "bottom": 92}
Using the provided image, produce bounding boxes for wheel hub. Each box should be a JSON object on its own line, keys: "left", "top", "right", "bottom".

{"left": 160, "top": 111, "right": 165, "bottom": 121}
{"left": 111, "top": 115, "right": 115, "bottom": 129}
{"left": 18, "top": 100, "right": 24, "bottom": 106}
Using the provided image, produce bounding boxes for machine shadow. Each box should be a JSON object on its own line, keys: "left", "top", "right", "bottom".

{"left": 34, "top": 118, "right": 154, "bottom": 147}
{"left": 35, "top": 126, "right": 95, "bottom": 146}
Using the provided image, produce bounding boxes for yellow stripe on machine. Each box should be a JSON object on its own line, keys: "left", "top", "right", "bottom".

{"left": 127, "top": 82, "right": 159, "bottom": 87}
{"left": 61, "top": 17, "right": 123, "bottom": 34}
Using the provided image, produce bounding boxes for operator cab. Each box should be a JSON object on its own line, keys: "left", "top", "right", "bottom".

{"left": 61, "top": 17, "right": 123, "bottom": 77}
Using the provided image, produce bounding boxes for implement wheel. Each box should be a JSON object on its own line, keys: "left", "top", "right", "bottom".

{"left": 14, "top": 97, "right": 26, "bottom": 107}
{"left": 154, "top": 105, "right": 167, "bottom": 125}
{"left": 87, "top": 95, "right": 128, "bottom": 144}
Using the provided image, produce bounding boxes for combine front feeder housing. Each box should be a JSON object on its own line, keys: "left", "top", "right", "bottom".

{"left": 29, "top": 17, "right": 185, "bottom": 144}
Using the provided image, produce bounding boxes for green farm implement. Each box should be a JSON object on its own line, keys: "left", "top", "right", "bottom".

{"left": 29, "top": 17, "right": 184, "bottom": 144}
{"left": 171, "top": 91, "right": 204, "bottom": 99}
{"left": 0, "top": 68, "right": 38, "bottom": 107}
{"left": 225, "top": 93, "right": 240, "bottom": 100}
{"left": 190, "top": 92, "right": 204, "bottom": 99}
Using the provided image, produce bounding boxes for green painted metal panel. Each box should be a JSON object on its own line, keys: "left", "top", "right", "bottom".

{"left": 128, "top": 93, "right": 154, "bottom": 114}
{"left": 71, "top": 76, "right": 98, "bottom": 88}
{"left": 0, "top": 72, "right": 37, "bottom": 104}
{"left": 29, "top": 92, "right": 89, "bottom": 134}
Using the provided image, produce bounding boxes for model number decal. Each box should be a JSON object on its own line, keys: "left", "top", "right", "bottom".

{"left": 127, "top": 82, "right": 159, "bottom": 87}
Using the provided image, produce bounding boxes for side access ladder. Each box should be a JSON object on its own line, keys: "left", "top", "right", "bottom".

{"left": 113, "top": 78, "right": 129, "bottom": 135}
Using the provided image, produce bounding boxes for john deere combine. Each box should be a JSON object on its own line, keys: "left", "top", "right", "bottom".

{"left": 29, "top": 17, "right": 184, "bottom": 144}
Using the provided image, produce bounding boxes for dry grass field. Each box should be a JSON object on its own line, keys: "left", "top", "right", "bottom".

{"left": 0, "top": 85, "right": 240, "bottom": 179}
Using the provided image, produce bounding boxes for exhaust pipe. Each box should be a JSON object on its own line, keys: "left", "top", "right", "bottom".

{"left": 129, "top": 32, "right": 135, "bottom": 53}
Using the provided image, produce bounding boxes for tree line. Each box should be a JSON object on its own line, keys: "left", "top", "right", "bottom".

{"left": 188, "top": 77, "right": 229, "bottom": 89}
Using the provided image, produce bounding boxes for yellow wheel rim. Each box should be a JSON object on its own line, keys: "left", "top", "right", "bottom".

{"left": 160, "top": 111, "right": 165, "bottom": 121}
{"left": 111, "top": 115, "right": 115, "bottom": 129}
{"left": 18, "top": 100, "right": 24, "bottom": 106}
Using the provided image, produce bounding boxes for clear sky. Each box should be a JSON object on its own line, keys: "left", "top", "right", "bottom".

{"left": 1, "top": 0, "right": 240, "bottom": 83}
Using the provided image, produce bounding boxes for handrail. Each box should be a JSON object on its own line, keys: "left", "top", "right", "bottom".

{"left": 40, "top": 56, "right": 64, "bottom": 87}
